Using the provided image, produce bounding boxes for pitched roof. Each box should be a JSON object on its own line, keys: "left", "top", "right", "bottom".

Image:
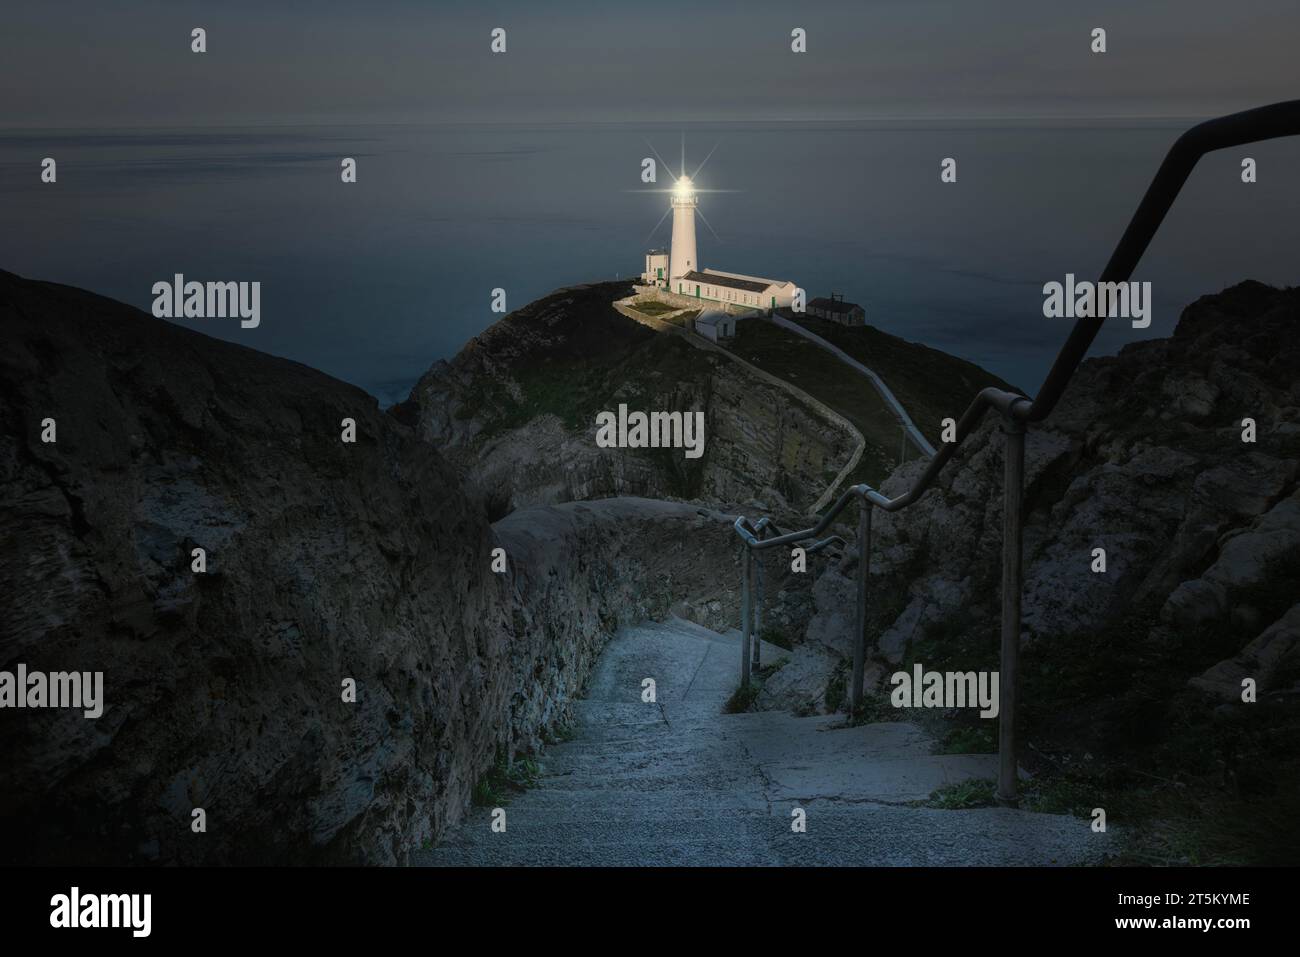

{"left": 681, "top": 270, "right": 769, "bottom": 293}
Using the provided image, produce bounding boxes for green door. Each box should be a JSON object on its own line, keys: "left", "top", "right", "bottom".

{"left": 770, "top": 296, "right": 775, "bottom": 308}
{"left": 657, "top": 267, "right": 663, "bottom": 279}
{"left": 695, "top": 285, "right": 700, "bottom": 298}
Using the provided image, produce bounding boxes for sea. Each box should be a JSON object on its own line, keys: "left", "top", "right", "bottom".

{"left": 3, "top": 121, "right": 1297, "bottom": 406}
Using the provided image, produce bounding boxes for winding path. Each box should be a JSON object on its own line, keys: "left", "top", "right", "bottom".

{"left": 613, "top": 297, "right": 864, "bottom": 513}
{"left": 770, "top": 314, "right": 938, "bottom": 458}
{"left": 415, "top": 617, "right": 1110, "bottom": 866}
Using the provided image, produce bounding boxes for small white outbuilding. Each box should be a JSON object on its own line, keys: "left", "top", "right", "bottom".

{"left": 693, "top": 309, "right": 737, "bottom": 342}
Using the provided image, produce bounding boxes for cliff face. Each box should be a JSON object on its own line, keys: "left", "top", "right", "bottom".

{"left": 0, "top": 271, "right": 742, "bottom": 865}
{"left": 404, "top": 282, "right": 856, "bottom": 515}
{"left": 0, "top": 271, "right": 509, "bottom": 863}
{"left": 864, "top": 282, "right": 1298, "bottom": 678}
{"left": 730, "top": 285, "right": 1300, "bottom": 857}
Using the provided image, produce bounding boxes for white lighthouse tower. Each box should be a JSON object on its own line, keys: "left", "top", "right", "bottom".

{"left": 638, "top": 147, "right": 799, "bottom": 314}
{"left": 668, "top": 176, "right": 698, "bottom": 289}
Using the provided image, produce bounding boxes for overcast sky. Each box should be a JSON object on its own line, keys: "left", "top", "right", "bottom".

{"left": 3, "top": 0, "right": 1297, "bottom": 127}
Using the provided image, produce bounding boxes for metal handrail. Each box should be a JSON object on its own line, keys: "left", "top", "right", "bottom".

{"left": 729, "top": 99, "right": 1300, "bottom": 804}
{"left": 806, "top": 534, "right": 847, "bottom": 555}
{"left": 735, "top": 483, "right": 862, "bottom": 549}
{"left": 1028, "top": 99, "right": 1300, "bottom": 424}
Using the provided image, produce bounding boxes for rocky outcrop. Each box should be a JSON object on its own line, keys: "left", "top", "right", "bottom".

{"left": 0, "top": 272, "right": 743, "bottom": 865}
{"left": 1191, "top": 603, "right": 1300, "bottom": 700}
{"left": 404, "top": 282, "right": 857, "bottom": 515}
{"left": 860, "top": 282, "right": 1299, "bottom": 702}
{"left": 737, "top": 283, "right": 1299, "bottom": 724}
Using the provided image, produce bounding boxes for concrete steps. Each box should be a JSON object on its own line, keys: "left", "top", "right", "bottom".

{"left": 413, "top": 617, "right": 1111, "bottom": 867}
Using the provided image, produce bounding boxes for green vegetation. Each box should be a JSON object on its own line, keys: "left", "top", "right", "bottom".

{"left": 820, "top": 658, "right": 912, "bottom": 724}
{"left": 722, "top": 320, "right": 901, "bottom": 485}
{"left": 724, "top": 683, "right": 762, "bottom": 714}
{"left": 793, "top": 699, "right": 820, "bottom": 718}
{"left": 842, "top": 691, "right": 901, "bottom": 727}
{"left": 471, "top": 772, "right": 507, "bottom": 808}
{"left": 630, "top": 299, "right": 680, "bottom": 317}
{"left": 453, "top": 287, "right": 1022, "bottom": 514}
{"left": 924, "top": 778, "right": 997, "bottom": 810}
{"left": 464, "top": 305, "right": 732, "bottom": 498}
{"left": 786, "top": 313, "right": 1016, "bottom": 448}
{"left": 629, "top": 298, "right": 699, "bottom": 325}
{"left": 904, "top": 606, "right": 998, "bottom": 677}
{"left": 724, "top": 657, "right": 790, "bottom": 714}
{"left": 540, "top": 722, "right": 578, "bottom": 746}
{"left": 1013, "top": 753, "right": 1300, "bottom": 866}
{"left": 1016, "top": 612, "right": 1300, "bottom": 864}
{"left": 903, "top": 552, "right": 1300, "bottom": 863}
{"left": 1104, "top": 764, "right": 1300, "bottom": 866}
{"left": 824, "top": 666, "right": 847, "bottom": 713}
{"left": 819, "top": 654, "right": 904, "bottom": 726}
{"left": 935, "top": 724, "right": 995, "bottom": 755}
{"left": 471, "top": 749, "right": 543, "bottom": 807}
{"left": 450, "top": 281, "right": 659, "bottom": 438}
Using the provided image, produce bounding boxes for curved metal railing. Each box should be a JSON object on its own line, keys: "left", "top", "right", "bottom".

{"left": 730, "top": 99, "right": 1300, "bottom": 804}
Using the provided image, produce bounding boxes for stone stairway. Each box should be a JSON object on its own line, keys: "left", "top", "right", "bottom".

{"left": 413, "top": 617, "right": 1110, "bottom": 867}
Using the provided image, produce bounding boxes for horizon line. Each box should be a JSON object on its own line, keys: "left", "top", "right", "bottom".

{"left": 0, "top": 113, "right": 1229, "bottom": 134}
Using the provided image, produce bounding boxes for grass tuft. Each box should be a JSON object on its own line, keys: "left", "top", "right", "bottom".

{"left": 471, "top": 749, "right": 543, "bottom": 807}
{"left": 935, "top": 725, "right": 996, "bottom": 755}
{"left": 924, "top": 778, "right": 997, "bottom": 810}
{"left": 724, "top": 683, "right": 762, "bottom": 714}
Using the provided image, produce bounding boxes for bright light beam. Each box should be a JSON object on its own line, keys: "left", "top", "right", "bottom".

{"left": 695, "top": 206, "right": 722, "bottom": 244}
{"left": 691, "top": 141, "right": 720, "bottom": 181}
{"left": 643, "top": 205, "right": 673, "bottom": 244}
{"left": 621, "top": 188, "right": 743, "bottom": 194}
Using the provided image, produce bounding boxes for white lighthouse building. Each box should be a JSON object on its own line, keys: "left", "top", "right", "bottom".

{"left": 641, "top": 173, "right": 797, "bottom": 313}
{"left": 668, "top": 176, "right": 698, "bottom": 283}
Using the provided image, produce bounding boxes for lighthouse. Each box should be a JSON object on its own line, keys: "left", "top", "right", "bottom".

{"left": 638, "top": 149, "right": 798, "bottom": 313}
{"left": 668, "top": 176, "right": 698, "bottom": 286}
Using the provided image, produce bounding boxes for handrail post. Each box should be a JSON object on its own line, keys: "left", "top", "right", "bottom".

{"left": 752, "top": 554, "right": 764, "bottom": 673}
{"left": 740, "top": 548, "right": 753, "bottom": 690}
{"left": 850, "top": 498, "right": 872, "bottom": 712}
{"left": 997, "top": 415, "right": 1026, "bottom": 805}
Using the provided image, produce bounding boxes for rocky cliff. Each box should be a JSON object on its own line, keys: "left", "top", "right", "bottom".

{"left": 402, "top": 282, "right": 858, "bottom": 516}
{"left": 866, "top": 282, "right": 1298, "bottom": 688}
{"left": 0, "top": 271, "right": 742, "bottom": 865}
{"left": 746, "top": 282, "right": 1299, "bottom": 860}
